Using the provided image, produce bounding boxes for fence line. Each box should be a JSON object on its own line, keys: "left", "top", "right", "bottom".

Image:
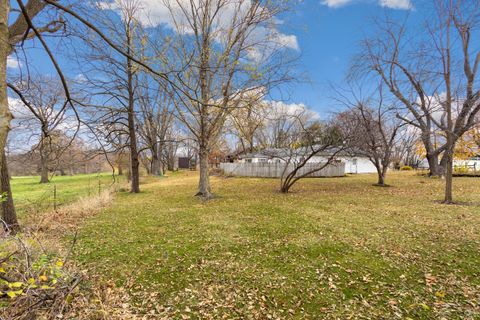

{"left": 16, "top": 176, "right": 112, "bottom": 215}
{"left": 453, "top": 160, "right": 480, "bottom": 174}
{"left": 219, "top": 162, "right": 345, "bottom": 178}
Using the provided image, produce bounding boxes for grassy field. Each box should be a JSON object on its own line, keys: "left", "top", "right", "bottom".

{"left": 11, "top": 173, "right": 123, "bottom": 217}
{"left": 69, "top": 172, "right": 480, "bottom": 319}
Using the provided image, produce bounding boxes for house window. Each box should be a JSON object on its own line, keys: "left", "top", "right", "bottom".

{"left": 258, "top": 158, "right": 267, "bottom": 163}
{"left": 352, "top": 159, "right": 357, "bottom": 165}
{"left": 245, "top": 159, "right": 252, "bottom": 163}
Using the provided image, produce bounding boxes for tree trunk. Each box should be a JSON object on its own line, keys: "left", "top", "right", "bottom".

{"left": 118, "top": 163, "right": 123, "bottom": 176}
{"left": 280, "top": 180, "right": 291, "bottom": 193}
{"left": 158, "top": 142, "right": 165, "bottom": 175}
{"left": 141, "top": 158, "right": 150, "bottom": 175}
{"left": 438, "top": 154, "right": 449, "bottom": 177}
{"left": 0, "top": 2, "right": 10, "bottom": 155}
{"left": 377, "top": 161, "right": 390, "bottom": 186}
{"left": 426, "top": 152, "right": 443, "bottom": 177}
{"left": 167, "top": 145, "right": 175, "bottom": 171}
{"left": 248, "top": 135, "right": 255, "bottom": 153}
{"left": 126, "top": 30, "right": 140, "bottom": 193}
{"left": 39, "top": 140, "right": 49, "bottom": 183}
{"left": 128, "top": 126, "right": 140, "bottom": 193}
{"left": 196, "top": 146, "right": 212, "bottom": 198}
{"left": 443, "top": 139, "right": 455, "bottom": 204}
{"left": 377, "top": 170, "right": 386, "bottom": 186}
{"left": 0, "top": 3, "right": 18, "bottom": 232}
{"left": 279, "top": 163, "right": 309, "bottom": 193}
{"left": 151, "top": 144, "right": 162, "bottom": 176}
{"left": 40, "top": 161, "right": 49, "bottom": 183}
{"left": 1, "top": 152, "right": 18, "bottom": 232}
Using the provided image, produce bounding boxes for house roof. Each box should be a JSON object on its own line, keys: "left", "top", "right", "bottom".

{"left": 240, "top": 148, "right": 291, "bottom": 159}
{"left": 239, "top": 146, "right": 368, "bottom": 159}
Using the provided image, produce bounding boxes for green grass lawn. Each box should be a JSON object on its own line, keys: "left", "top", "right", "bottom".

{"left": 11, "top": 173, "right": 123, "bottom": 217}
{"left": 72, "top": 172, "right": 480, "bottom": 319}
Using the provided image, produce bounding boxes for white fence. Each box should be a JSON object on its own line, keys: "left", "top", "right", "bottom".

{"left": 219, "top": 162, "right": 345, "bottom": 178}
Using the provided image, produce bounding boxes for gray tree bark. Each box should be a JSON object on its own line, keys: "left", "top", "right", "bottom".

{"left": 0, "top": 1, "right": 18, "bottom": 231}
{"left": 39, "top": 138, "right": 49, "bottom": 183}
{"left": 126, "top": 28, "right": 140, "bottom": 193}
{"left": 443, "top": 135, "right": 455, "bottom": 203}
{"left": 167, "top": 145, "right": 175, "bottom": 171}
{"left": 426, "top": 152, "right": 443, "bottom": 177}
{"left": 150, "top": 143, "right": 162, "bottom": 176}
{"left": 375, "top": 164, "right": 389, "bottom": 186}
{"left": 1, "top": 151, "right": 18, "bottom": 232}
{"left": 196, "top": 146, "right": 212, "bottom": 198}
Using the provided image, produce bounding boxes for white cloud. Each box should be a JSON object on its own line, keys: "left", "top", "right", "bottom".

{"left": 268, "top": 101, "right": 320, "bottom": 120}
{"left": 74, "top": 74, "right": 87, "bottom": 83}
{"left": 379, "top": 0, "right": 412, "bottom": 9}
{"left": 98, "top": 0, "right": 173, "bottom": 29}
{"left": 274, "top": 33, "right": 299, "bottom": 51}
{"left": 321, "top": 0, "right": 354, "bottom": 8}
{"left": 8, "top": 97, "right": 26, "bottom": 117}
{"left": 98, "top": 0, "right": 299, "bottom": 59}
{"left": 7, "top": 56, "right": 21, "bottom": 69}
{"left": 321, "top": 0, "right": 412, "bottom": 9}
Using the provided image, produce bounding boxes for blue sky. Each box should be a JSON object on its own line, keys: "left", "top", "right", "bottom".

{"left": 8, "top": 0, "right": 420, "bottom": 118}
{"left": 278, "top": 0, "right": 417, "bottom": 115}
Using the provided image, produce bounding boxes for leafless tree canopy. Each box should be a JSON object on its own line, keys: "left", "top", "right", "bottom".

{"left": 160, "top": 0, "right": 297, "bottom": 198}
{"left": 354, "top": 0, "right": 480, "bottom": 202}
{"left": 334, "top": 83, "right": 405, "bottom": 186}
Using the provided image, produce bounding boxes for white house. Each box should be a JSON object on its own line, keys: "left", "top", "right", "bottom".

{"left": 237, "top": 148, "right": 378, "bottom": 174}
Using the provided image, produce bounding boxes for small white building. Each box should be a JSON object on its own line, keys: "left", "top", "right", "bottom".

{"left": 237, "top": 148, "right": 378, "bottom": 174}
{"left": 330, "top": 156, "right": 377, "bottom": 174}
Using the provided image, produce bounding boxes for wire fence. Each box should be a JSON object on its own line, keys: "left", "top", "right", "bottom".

{"left": 14, "top": 175, "right": 120, "bottom": 216}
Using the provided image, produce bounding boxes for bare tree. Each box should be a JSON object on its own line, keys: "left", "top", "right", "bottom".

{"left": 10, "top": 76, "right": 76, "bottom": 183}
{"left": 137, "top": 77, "right": 174, "bottom": 176}
{"left": 254, "top": 105, "right": 345, "bottom": 193}
{"left": 163, "top": 0, "right": 297, "bottom": 199}
{"left": 74, "top": 0, "right": 153, "bottom": 193}
{"left": 395, "top": 127, "right": 423, "bottom": 168}
{"left": 2, "top": 0, "right": 176, "bottom": 229}
{"left": 356, "top": 0, "right": 480, "bottom": 203}
{"left": 1, "top": 0, "right": 65, "bottom": 230}
{"left": 228, "top": 89, "right": 268, "bottom": 153}
{"left": 276, "top": 118, "right": 345, "bottom": 193}
{"left": 258, "top": 101, "right": 309, "bottom": 149}
{"left": 335, "top": 84, "right": 405, "bottom": 186}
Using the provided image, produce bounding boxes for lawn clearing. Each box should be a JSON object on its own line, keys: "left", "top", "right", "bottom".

{"left": 11, "top": 173, "right": 123, "bottom": 217}
{"left": 74, "top": 172, "right": 480, "bottom": 319}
